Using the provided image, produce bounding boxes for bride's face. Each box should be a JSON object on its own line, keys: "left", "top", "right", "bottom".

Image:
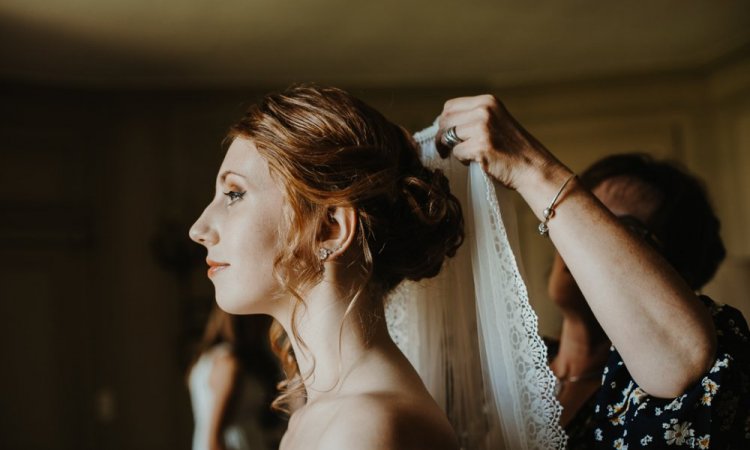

{"left": 189, "top": 137, "right": 286, "bottom": 314}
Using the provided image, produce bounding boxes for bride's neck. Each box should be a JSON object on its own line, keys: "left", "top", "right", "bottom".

{"left": 273, "top": 280, "right": 393, "bottom": 403}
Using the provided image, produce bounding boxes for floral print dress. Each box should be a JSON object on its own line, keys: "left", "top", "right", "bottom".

{"left": 589, "top": 296, "right": 750, "bottom": 449}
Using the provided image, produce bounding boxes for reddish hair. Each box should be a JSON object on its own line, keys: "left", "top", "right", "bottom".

{"left": 229, "top": 85, "right": 464, "bottom": 413}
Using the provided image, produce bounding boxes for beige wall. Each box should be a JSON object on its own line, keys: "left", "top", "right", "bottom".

{"left": 1, "top": 53, "right": 748, "bottom": 449}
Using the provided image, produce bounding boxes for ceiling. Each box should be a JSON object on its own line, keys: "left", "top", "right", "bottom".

{"left": 1, "top": 0, "right": 749, "bottom": 88}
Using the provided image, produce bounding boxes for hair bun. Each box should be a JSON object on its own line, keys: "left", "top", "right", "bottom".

{"left": 371, "top": 166, "right": 464, "bottom": 291}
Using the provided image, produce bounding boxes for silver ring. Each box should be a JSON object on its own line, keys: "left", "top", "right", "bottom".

{"left": 441, "top": 126, "right": 464, "bottom": 148}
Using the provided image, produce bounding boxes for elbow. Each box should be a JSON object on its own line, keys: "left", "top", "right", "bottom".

{"left": 641, "top": 329, "right": 718, "bottom": 399}
{"left": 676, "top": 336, "right": 717, "bottom": 397}
{"left": 666, "top": 301, "right": 719, "bottom": 397}
{"left": 688, "top": 329, "right": 718, "bottom": 385}
{"left": 683, "top": 311, "right": 719, "bottom": 389}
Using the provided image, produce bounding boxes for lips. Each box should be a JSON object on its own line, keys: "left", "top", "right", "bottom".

{"left": 206, "top": 259, "right": 230, "bottom": 277}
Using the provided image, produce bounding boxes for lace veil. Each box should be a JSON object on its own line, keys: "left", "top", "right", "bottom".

{"left": 385, "top": 122, "right": 567, "bottom": 450}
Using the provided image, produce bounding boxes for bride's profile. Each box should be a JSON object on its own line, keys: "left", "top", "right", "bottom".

{"left": 189, "top": 85, "right": 464, "bottom": 450}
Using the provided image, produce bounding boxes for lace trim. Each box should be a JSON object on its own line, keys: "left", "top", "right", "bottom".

{"left": 480, "top": 170, "right": 567, "bottom": 449}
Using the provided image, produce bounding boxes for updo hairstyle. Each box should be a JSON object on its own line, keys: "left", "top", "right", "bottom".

{"left": 228, "top": 85, "right": 464, "bottom": 411}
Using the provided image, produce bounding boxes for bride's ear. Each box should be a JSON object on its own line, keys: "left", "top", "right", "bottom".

{"left": 318, "top": 206, "right": 358, "bottom": 261}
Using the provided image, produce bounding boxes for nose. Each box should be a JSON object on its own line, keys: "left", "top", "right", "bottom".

{"left": 189, "top": 207, "right": 218, "bottom": 246}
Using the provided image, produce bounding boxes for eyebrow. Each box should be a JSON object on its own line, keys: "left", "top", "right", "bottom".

{"left": 219, "top": 170, "right": 247, "bottom": 183}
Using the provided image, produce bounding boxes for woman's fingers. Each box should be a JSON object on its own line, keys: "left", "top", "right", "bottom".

{"left": 450, "top": 122, "right": 494, "bottom": 163}
{"left": 438, "top": 93, "right": 560, "bottom": 190}
{"left": 437, "top": 94, "right": 529, "bottom": 188}
{"left": 439, "top": 98, "right": 498, "bottom": 137}
{"left": 436, "top": 120, "right": 481, "bottom": 159}
{"left": 437, "top": 101, "right": 499, "bottom": 158}
{"left": 439, "top": 106, "right": 492, "bottom": 132}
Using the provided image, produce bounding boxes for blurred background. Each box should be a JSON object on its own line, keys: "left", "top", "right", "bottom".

{"left": 1, "top": 1, "right": 749, "bottom": 449}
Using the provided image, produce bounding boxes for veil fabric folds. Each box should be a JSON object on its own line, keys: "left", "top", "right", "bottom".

{"left": 384, "top": 123, "right": 567, "bottom": 450}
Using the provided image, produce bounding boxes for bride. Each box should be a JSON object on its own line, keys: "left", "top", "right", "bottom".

{"left": 189, "top": 85, "right": 464, "bottom": 450}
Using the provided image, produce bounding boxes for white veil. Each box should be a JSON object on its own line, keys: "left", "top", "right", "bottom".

{"left": 385, "top": 122, "right": 567, "bottom": 450}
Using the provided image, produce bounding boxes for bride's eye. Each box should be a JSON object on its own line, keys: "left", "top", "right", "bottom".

{"left": 223, "top": 190, "right": 246, "bottom": 205}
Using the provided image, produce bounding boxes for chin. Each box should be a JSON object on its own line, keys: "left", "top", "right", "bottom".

{"left": 214, "top": 292, "right": 257, "bottom": 315}
{"left": 215, "top": 286, "right": 277, "bottom": 315}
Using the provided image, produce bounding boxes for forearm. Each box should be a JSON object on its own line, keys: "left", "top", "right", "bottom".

{"left": 519, "top": 164, "right": 716, "bottom": 397}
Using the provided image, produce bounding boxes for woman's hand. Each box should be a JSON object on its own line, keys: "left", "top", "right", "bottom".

{"left": 436, "top": 94, "right": 563, "bottom": 193}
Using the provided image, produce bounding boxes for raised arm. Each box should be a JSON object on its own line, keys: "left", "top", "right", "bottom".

{"left": 438, "top": 94, "right": 716, "bottom": 398}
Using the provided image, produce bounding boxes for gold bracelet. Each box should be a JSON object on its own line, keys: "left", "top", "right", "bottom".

{"left": 538, "top": 174, "right": 576, "bottom": 236}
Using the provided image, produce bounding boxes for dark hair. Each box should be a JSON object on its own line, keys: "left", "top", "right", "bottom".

{"left": 229, "top": 84, "right": 464, "bottom": 412}
{"left": 580, "top": 153, "right": 725, "bottom": 290}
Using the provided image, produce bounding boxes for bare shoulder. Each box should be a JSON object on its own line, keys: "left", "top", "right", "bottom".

{"left": 317, "top": 392, "right": 459, "bottom": 450}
